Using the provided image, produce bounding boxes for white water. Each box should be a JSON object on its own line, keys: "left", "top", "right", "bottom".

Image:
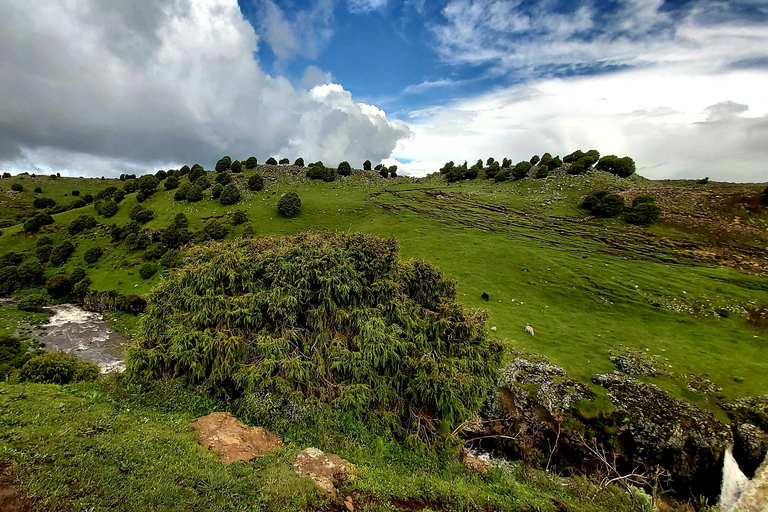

{"left": 720, "top": 446, "right": 750, "bottom": 511}
{"left": 29, "top": 304, "right": 127, "bottom": 373}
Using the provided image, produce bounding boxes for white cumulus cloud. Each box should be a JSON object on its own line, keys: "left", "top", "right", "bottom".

{"left": 0, "top": 0, "right": 409, "bottom": 176}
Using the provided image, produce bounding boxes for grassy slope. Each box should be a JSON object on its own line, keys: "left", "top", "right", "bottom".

{"left": 0, "top": 380, "right": 633, "bottom": 512}
{"left": 1, "top": 168, "right": 767, "bottom": 412}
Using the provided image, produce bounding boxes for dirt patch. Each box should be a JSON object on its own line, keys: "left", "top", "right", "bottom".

{"left": 293, "top": 448, "right": 356, "bottom": 493}
{"left": 191, "top": 412, "right": 283, "bottom": 463}
{"left": 0, "top": 462, "right": 31, "bottom": 512}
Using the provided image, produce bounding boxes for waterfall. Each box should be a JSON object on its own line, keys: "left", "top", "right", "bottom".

{"left": 720, "top": 446, "right": 749, "bottom": 512}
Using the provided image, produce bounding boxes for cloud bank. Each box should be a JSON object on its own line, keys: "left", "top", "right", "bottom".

{"left": 394, "top": 0, "right": 768, "bottom": 181}
{"left": 0, "top": 0, "right": 409, "bottom": 176}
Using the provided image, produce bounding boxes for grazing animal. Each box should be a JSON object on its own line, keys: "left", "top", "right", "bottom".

{"left": 481, "top": 292, "right": 489, "bottom": 301}
{"left": 525, "top": 324, "right": 535, "bottom": 336}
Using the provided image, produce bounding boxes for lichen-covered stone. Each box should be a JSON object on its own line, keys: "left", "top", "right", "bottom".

{"left": 293, "top": 448, "right": 356, "bottom": 493}
{"left": 592, "top": 371, "right": 731, "bottom": 487}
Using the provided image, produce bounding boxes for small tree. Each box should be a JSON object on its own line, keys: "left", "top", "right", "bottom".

{"left": 547, "top": 156, "right": 562, "bottom": 170}
{"left": 180, "top": 165, "right": 191, "bottom": 174}
{"left": 512, "top": 161, "right": 533, "bottom": 180}
{"left": 591, "top": 194, "right": 625, "bottom": 218}
{"left": 632, "top": 194, "right": 655, "bottom": 207}
{"left": 535, "top": 167, "right": 549, "bottom": 179}
{"left": 265, "top": 157, "right": 278, "bottom": 165}
{"left": 231, "top": 210, "right": 248, "bottom": 225}
{"left": 174, "top": 182, "right": 191, "bottom": 201}
{"left": 279, "top": 158, "right": 290, "bottom": 165}
{"left": 248, "top": 173, "right": 264, "bottom": 191}
{"left": 186, "top": 185, "right": 203, "bottom": 202}
{"left": 245, "top": 157, "right": 258, "bottom": 169}
{"left": 625, "top": 202, "right": 661, "bottom": 226}
{"left": 294, "top": 157, "right": 305, "bottom": 167}
{"left": 100, "top": 199, "right": 118, "bottom": 218}
{"left": 215, "top": 172, "right": 232, "bottom": 186}
{"left": 530, "top": 155, "right": 540, "bottom": 165}
{"left": 46, "top": 273, "right": 72, "bottom": 298}
{"left": 155, "top": 170, "right": 167, "bottom": 181}
{"left": 595, "top": 156, "right": 636, "bottom": 178}
{"left": 211, "top": 183, "right": 223, "bottom": 199}
{"left": 189, "top": 166, "right": 206, "bottom": 183}
{"left": 338, "top": 161, "right": 351, "bottom": 176}
{"left": 215, "top": 156, "right": 232, "bottom": 173}
{"left": 33, "top": 197, "right": 56, "bottom": 209}
{"left": 164, "top": 176, "right": 180, "bottom": 190}
{"left": 138, "top": 174, "right": 159, "bottom": 195}
{"left": 230, "top": 160, "right": 243, "bottom": 173}
{"left": 84, "top": 247, "right": 103, "bottom": 264}
{"left": 71, "top": 190, "right": 80, "bottom": 196}
{"left": 129, "top": 205, "right": 154, "bottom": 224}
{"left": 363, "top": 159, "right": 371, "bottom": 171}
{"left": 11, "top": 183, "right": 23, "bottom": 192}
{"left": 220, "top": 184, "right": 241, "bottom": 205}
{"left": 277, "top": 192, "right": 301, "bottom": 217}
{"left": 379, "top": 167, "right": 389, "bottom": 178}
{"left": 68, "top": 214, "right": 97, "bottom": 235}
{"left": 17, "top": 260, "right": 44, "bottom": 287}
{"left": 763, "top": 184, "right": 768, "bottom": 205}
{"left": 195, "top": 175, "right": 211, "bottom": 190}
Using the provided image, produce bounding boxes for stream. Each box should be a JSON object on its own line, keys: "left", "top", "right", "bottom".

{"left": 26, "top": 304, "right": 128, "bottom": 373}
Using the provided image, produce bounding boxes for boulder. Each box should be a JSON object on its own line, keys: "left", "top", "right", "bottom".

{"left": 293, "top": 447, "right": 356, "bottom": 493}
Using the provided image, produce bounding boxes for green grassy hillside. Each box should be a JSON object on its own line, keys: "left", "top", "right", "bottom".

{"left": 1, "top": 166, "right": 766, "bottom": 414}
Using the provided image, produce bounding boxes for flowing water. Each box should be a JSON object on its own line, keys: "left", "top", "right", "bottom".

{"left": 27, "top": 304, "right": 128, "bottom": 373}
{"left": 720, "top": 446, "right": 750, "bottom": 511}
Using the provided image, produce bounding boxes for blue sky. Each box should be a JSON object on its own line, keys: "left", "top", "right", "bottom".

{"left": 1, "top": 0, "right": 767, "bottom": 180}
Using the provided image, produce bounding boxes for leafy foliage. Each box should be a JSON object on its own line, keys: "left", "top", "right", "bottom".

{"left": 33, "top": 197, "right": 56, "bottom": 209}
{"left": 215, "top": 156, "right": 231, "bottom": 173}
{"left": 17, "top": 293, "right": 48, "bottom": 312}
{"left": 294, "top": 157, "right": 305, "bottom": 167}
{"left": 245, "top": 156, "right": 258, "bottom": 169}
{"left": 50, "top": 241, "right": 76, "bottom": 266}
{"left": 363, "top": 159, "right": 371, "bottom": 171}
{"left": 581, "top": 191, "right": 626, "bottom": 218}
{"left": 277, "top": 192, "right": 301, "bottom": 217}
{"left": 127, "top": 232, "right": 502, "bottom": 441}
{"left": 265, "top": 157, "right": 278, "bottom": 165}
{"left": 338, "top": 161, "right": 352, "bottom": 176}
{"left": 248, "top": 173, "right": 264, "bottom": 191}
{"left": 20, "top": 351, "right": 99, "bottom": 384}
{"left": 139, "top": 262, "right": 158, "bottom": 279}
{"left": 220, "top": 184, "right": 241, "bottom": 205}
{"left": 23, "top": 213, "right": 54, "bottom": 233}
{"left": 68, "top": 214, "right": 97, "bottom": 235}
{"left": 595, "top": 155, "right": 636, "bottom": 178}
{"left": 625, "top": 202, "right": 661, "bottom": 226}
{"left": 84, "top": 247, "right": 103, "bottom": 264}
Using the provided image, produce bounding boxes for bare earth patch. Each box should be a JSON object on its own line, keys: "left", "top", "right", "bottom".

{"left": 191, "top": 412, "right": 283, "bottom": 463}
{"left": 0, "top": 463, "right": 31, "bottom": 512}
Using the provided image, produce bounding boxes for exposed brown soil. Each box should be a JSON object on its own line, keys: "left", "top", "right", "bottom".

{"left": 191, "top": 412, "right": 283, "bottom": 464}
{"left": 0, "top": 463, "right": 31, "bottom": 512}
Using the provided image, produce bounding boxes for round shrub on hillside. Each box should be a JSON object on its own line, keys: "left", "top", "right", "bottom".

{"left": 294, "top": 157, "right": 304, "bottom": 167}
{"left": 50, "top": 241, "right": 75, "bottom": 266}
{"left": 245, "top": 156, "right": 258, "bottom": 169}
{"left": 211, "top": 183, "right": 223, "bottom": 199}
{"left": 20, "top": 351, "right": 99, "bottom": 384}
{"left": 265, "top": 157, "right": 277, "bottom": 165}
{"left": 230, "top": 160, "right": 242, "bottom": 173}
{"left": 591, "top": 194, "right": 626, "bottom": 218}
{"left": 220, "top": 184, "right": 241, "bottom": 205}
{"left": 127, "top": 232, "right": 502, "bottom": 440}
{"left": 45, "top": 273, "right": 72, "bottom": 298}
{"left": 338, "top": 161, "right": 351, "bottom": 176}
{"left": 186, "top": 185, "right": 203, "bottom": 202}
{"left": 248, "top": 173, "right": 264, "bottom": 191}
{"left": 595, "top": 155, "right": 636, "bottom": 178}
{"left": 625, "top": 202, "right": 661, "bottom": 226}
{"left": 277, "top": 192, "right": 301, "bottom": 217}
{"left": 11, "top": 183, "right": 23, "bottom": 192}
{"left": 33, "top": 197, "right": 56, "bottom": 209}
{"left": 18, "top": 293, "right": 48, "bottom": 313}
{"left": 164, "top": 176, "right": 180, "bottom": 190}
{"left": 84, "top": 247, "right": 103, "bottom": 264}
{"left": 139, "top": 262, "right": 158, "bottom": 279}
{"left": 632, "top": 194, "right": 655, "bottom": 207}
{"left": 215, "top": 171, "right": 232, "bottom": 186}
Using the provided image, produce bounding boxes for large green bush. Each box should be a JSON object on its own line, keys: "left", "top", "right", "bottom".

{"left": 127, "top": 232, "right": 502, "bottom": 441}
{"left": 625, "top": 202, "right": 661, "bottom": 226}
{"left": 248, "top": 173, "right": 264, "bottom": 191}
{"left": 50, "top": 241, "right": 76, "bottom": 266}
{"left": 595, "top": 155, "right": 636, "bottom": 178}
{"left": 277, "top": 192, "right": 301, "bottom": 217}
{"left": 18, "top": 293, "right": 48, "bottom": 312}
{"left": 20, "top": 351, "right": 100, "bottom": 384}
{"left": 219, "top": 184, "right": 241, "bottom": 205}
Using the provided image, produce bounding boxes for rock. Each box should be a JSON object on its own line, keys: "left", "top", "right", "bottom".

{"left": 191, "top": 412, "right": 283, "bottom": 464}
{"left": 490, "top": 326, "right": 497, "bottom": 332}
{"left": 593, "top": 371, "right": 732, "bottom": 495}
{"left": 344, "top": 495, "right": 355, "bottom": 512}
{"left": 460, "top": 451, "right": 489, "bottom": 474}
{"left": 734, "top": 423, "right": 768, "bottom": 477}
{"left": 293, "top": 447, "right": 356, "bottom": 493}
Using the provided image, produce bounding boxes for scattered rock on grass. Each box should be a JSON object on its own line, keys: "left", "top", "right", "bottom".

{"left": 293, "top": 447, "right": 356, "bottom": 493}
{"left": 191, "top": 412, "right": 283, "bottom": 464}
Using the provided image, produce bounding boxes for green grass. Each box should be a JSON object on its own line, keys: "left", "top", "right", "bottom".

{"left": 0, "top": 379, "right": 636, "bottom": 511}
{"left": 1, "top": 168, "right": 766, "bottom": 413}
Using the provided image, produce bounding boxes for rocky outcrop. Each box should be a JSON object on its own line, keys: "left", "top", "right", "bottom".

{"left": 593, "top": 371, "right": 732, "bottom": 496}
{"left": 293, "top": 448, "right": 356, "bottom": 493}
{"left": 722, "top": 395, "right": 768, "bottom": 476}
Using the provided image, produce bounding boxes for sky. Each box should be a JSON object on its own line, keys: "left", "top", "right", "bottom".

{"left": 1, "top": 0, "right": 767, "bottom": 181}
